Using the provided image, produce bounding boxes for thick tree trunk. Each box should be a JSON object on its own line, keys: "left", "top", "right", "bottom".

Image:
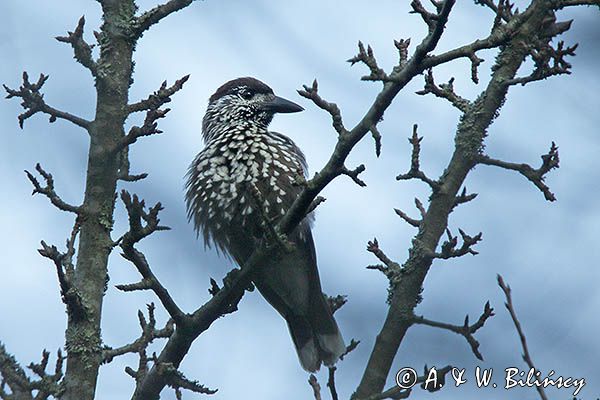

{"left": 61, "top": 2, "right": 136, "bottom": 399}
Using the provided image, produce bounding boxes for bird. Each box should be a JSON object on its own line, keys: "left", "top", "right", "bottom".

{"left": 185, "top": 77, "right": 345, "bottom": 372}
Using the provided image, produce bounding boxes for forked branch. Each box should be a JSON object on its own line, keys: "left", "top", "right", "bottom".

{"left": 396, "top": 125, "right": 439, "bottom": 191}
{"left": 55, "top": 16, "right": 98, "bottom": 76}
{"left": 477, "top": 142, "right": 559, "bottom": 201}
{"left": 413, "top": 301, "right": 495, "bottom": 360}
{"left": 429, "top": 228, "right": 482, "bottom": 259}
{"left": 0, "top": 345, "right": 64, "bottom": 400}
{"left": 366, "top": 239, "right": 402, "bottom": 283}
{"left": 118, "top": 191, "right": 183, "bottom": 324}
{"left": 298, "top": 80, "right": 348, "bottom": 136}
{"left": 38, "top": 221, "right": 86, "bottom": 320}
{"left": 128, "top": 75, "right": 190, "bottom": 113}
{"left": 416, "top": 69, "right": 471, "bottom": 112}
{"left": 102, "top": 303, "right": 174, "bottom": 364}
{"left": 347, "top": 41, "right": 389, "bottom": 81}
{"left": 4, "top": 72, "right": 91, "bottom": 129}
{"left": 25, "top": 163, "right": 81, "bottom": 214}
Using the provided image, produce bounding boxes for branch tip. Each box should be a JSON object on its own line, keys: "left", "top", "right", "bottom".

{"left": 298, "top": 80, "right": 348, "bottom": 135}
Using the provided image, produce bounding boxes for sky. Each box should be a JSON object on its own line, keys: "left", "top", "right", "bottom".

{"left": 0, "top": 1, "right": 599, "bottom": 399}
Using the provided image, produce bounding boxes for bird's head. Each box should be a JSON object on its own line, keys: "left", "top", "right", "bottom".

{"left": 202, "top": 77, "right": 303, "bottom": 141}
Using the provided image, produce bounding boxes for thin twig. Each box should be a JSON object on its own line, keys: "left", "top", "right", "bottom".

{"left": 25, "top": 163, "right": 81, "bottom": 214}
{"left": 298, "top": 80, "right": 348, "bottom": 136}
{"left": 393, "top": 208, "right": 421, "bottom": 228}
{"left": 497, "top": 275, "right": 548, "bottom": 400}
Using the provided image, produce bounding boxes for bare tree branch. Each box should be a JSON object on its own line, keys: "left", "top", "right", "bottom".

{"left": 396, "top": 125, "right": 439, "bottom": 190}
{"left": 475, "top": 0, "right": 516, "bottom": 23}
{"left": 324, "top": 339, "right": 359, "bottom": 400}
{"left": 418, "top": 2, "right": 549, "bottom": 76}
{"left": 413, "top": 301, "right": 494, "bottom": 360}
{"left": 118, "top": 171, "right": 149, "bottom": 182}
{"left": 4, "top": 72, "right": 91, "bottom": 129}
{"left": 0, "top": 344, "right": 64, "bottom": 400}
{"left": 119, "top": 191, "right": 184, "bottom": 324}
{"left": 277, "top": 1, "right": 457, "bottom": 245}
{"left": 121, "top": 108, "right": 170, "bottom": 149}
{"left": 128, "top": 75, "right": 190, "bottom": 113}
{"left": 341, "top": 164, "right": 367, "bottom": 187}
{"left": 393, "top": 207, "right": 421, "bottom": 228}
{"left": 354, "top": 2, "right": 566, "bottom": 397}
{"left": 102, "top": 304, "right": 174, "bottom": 364}
{"left": 164, "top": 367, "right": 217, "bottom": 398}
{"left": 505, "top": 40, "right": 578, "bottom": 86}
{"left": 38, "top": 220, "right": 87, "bottom": 321}
{"left": 498, "top": 275, "right": 548, "bottom": 400}
{"left": 327, "top": 367, "right": 339, "bottom": 400}
{"left": 477, "top": 142, "right": 560, "bottom": 201}
{"left": 298, "top": 80, "right": 348, "bottom": 136}
{"left": 393, "top": 38, "right": 411, "bottom": 69}
{"left": 416, "top": 69, "right": 471, "bottom": 112}
{"left": 370, "top": 125, "right": 383, "bottom": 157}
{"left": 55, "top": 16, "right": 98, "bottom": 76}
{"left": 347, "top": 41, "right": 389, "bottom": 81}
{"left": 307, "top": 196, "right": 327, "bottom": 214}
{"left": 0, "top": 343, "right": 33, "bottom": 400}
{"left": 327, "top": 295, "right": 348, "bottom": 315}
{"left": 25, "top": 164, "right": 82, "bottom": 214}
{"left": 129, "top": 213, "right": 274, "bottom": 398}
{"left": 428, "top": 228, "right": 482, "bottom": 259}
{"left": 27, "top": 350, "right": 65, "bottom": 400}
{"left": 410, "top": 1, "right": 444, "bottom": 33}
{"left": 366, "top": 239, "right": 400, "bottom": 273}
{"left": 452, "top": 187, "right": 478, "bottom": 211}
{"left": 341, "top": 339, "right": 360, "bottom": 361}
{"left": 366, "top": 239, "right": 402, "bottom": 283}
{"left": 135, "top": 0, "right": 195, "bottom": 37}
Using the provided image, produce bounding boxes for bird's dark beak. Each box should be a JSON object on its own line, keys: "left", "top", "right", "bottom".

{"left": 261, "top": 96, "right": 304, "bottom": 113}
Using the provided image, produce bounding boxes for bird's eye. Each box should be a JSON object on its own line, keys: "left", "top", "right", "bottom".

{"left": 240, "top": 90, "right": 253, "bottom": 100}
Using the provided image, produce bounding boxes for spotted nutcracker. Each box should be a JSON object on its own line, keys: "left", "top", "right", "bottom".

{"left": 185, "top": 77, "right": 346, "bottom": 372}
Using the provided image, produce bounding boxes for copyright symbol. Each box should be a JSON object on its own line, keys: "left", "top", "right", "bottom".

{"left": 395, "top": 367, "right": 418, "bottom": 389}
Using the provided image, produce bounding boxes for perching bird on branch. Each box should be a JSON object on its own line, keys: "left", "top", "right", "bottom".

{"left": 185, "top": 77, "right": 345, "bottom": 372}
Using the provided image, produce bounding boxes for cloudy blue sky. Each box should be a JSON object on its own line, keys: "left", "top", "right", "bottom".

{"left": 1, "top": 1, "right": 599, "bottom": 399}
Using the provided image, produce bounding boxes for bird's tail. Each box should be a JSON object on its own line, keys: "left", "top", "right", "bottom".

{"left": 286, "top": 295, "right": 346, "bottom": 372}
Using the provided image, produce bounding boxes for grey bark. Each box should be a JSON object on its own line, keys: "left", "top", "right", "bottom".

{"left": 353, "top": 1, "right": 567, "bottom": 398}
{"left": 61, "top": 2, "right": 135, "bottom": 399}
